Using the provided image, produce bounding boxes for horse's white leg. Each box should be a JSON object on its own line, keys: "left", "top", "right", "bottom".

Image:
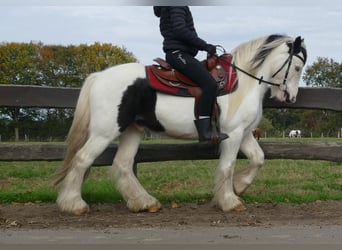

{"left": 213, "top": 133, "right": 246, "bottom": 212}
{"left": 111, "top": 125, "right": 161, "bottom": 212}
{"left": 57, "top": 135, "right": 114, "bottom": 215}
{"left": 234, "top": 133, "right": 264, "bottom": 195}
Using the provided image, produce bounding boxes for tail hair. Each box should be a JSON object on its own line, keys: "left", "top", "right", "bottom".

{"left": 52, "top": 74, "right": 96, "bottom": 186}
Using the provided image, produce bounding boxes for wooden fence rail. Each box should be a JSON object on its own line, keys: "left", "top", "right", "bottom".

{"left": 0, "top": 85, "right": 341, "bottom": 163}
{"left": 0, "top": 142, "right": 341, "bottom": 163}
{"left": 0, "top": 85, "right": 341, "bottom": 111}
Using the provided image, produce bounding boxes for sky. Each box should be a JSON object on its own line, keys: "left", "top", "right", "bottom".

{"left": 1, "top": 0, "right": 342, "bottom": 71}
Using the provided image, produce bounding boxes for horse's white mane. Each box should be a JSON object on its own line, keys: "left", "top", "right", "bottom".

{"left": 232, "top": 34, "right": 293, "bottom": 72}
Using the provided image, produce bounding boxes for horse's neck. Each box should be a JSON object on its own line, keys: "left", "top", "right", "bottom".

{"left": 231, "top": 39, "right": 272, "bottom": 98}
{"left": 225, "top": 50, "right": 269, "bottom": 119}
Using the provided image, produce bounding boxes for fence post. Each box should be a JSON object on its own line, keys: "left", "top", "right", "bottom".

{"left": 133, "top": 162, "right": 138, "bottom": 177}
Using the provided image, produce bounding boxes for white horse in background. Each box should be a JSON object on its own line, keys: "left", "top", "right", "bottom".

{"left": 289, "top": 130, "right": 302, "bottom": 138}
{"left": 53, "top": 35, "right": 307, "bottom": 215}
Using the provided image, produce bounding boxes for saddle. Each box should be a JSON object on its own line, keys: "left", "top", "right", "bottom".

{"left": 144, "top": 54, "right": 238, "bottom": 143}
{"left": 146, "top": 54, "right": 238, "bottom": 119}
{"left": 151, "top": 56, "right": 228, "bottom": 92}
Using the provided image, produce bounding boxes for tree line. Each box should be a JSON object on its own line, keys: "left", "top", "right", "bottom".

{"left": 0, "top": 42, "right": 136, "bottom": 141}
{"left": 0, "top": 42, "right": 341, "bottom": 141}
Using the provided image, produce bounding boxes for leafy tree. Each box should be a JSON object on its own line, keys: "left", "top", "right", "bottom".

{"left": 257, "top": 116, "right": 275, "bottom": 137}
{"left": 0, "top": 42, "right": 41, "bottom": 85}
{"left": 302, "top": 57, "right": 342, "bottom": 137}
{"left": 0, "top": 42, "right": 137, "bottom": 141}
{"left": 263, "top": 109, "right": 302, "bottom": 136}
{"left": 303, "top": 57, "right": 342, "bottom": 88}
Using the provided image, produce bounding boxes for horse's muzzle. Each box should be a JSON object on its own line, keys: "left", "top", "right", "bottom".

{"left": 285, "top": 91, "right": 296, "bottom": 103}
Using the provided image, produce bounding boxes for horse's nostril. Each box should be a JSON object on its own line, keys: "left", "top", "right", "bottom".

{"left": 285, "top": 91, "right": 290, "bottom": 103}
{"left": 284, "top": 91, "right": 296, "bottom": 103}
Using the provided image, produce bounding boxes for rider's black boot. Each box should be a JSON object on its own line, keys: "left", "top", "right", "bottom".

{"left": 194, "top": 118, "right": 228, "bottom": 144}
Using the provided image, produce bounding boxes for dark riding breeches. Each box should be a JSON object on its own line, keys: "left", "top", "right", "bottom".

{"left": 165, "top": 51, "right": 217, "bottom": 117}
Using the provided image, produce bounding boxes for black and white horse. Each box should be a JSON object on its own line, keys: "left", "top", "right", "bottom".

{"left": 54, "top": 35, "right": 307, "bottom": 214}
{"left": 289, "top": 130, "right": 302, "bottom": 138}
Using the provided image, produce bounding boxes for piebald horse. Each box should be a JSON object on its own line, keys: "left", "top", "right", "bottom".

{"left": 54, "top": 34, "right": 307, "bottom": 214}
{"left": 289, "top": 130, "right": 302, "bottom": 138}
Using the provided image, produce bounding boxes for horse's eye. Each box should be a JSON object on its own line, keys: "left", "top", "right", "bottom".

{"left": 295, "top": 66, "right": 301, "bottom": 72}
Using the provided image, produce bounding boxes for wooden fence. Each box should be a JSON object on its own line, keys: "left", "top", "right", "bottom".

{"left": 0, "top": 85, "right": 341, "bottom": 165}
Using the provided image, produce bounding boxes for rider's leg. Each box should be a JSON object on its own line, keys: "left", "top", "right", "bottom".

{"left": 165, "top": 51, "right": 228, "bottom": 143}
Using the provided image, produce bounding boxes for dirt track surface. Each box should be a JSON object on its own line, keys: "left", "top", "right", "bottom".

{"left": 1, "top": 201, "right": 342, "bottom": 244}
{"left": 1, "top": 200, "right": 341, "bottom": 230}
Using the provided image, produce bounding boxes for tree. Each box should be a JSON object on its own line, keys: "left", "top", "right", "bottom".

{"left": 0, "top": 42, "right": 137, "bottom": 141}
{"left": 257, "top": 116, "right": 275, "bottom": 137}
{"left": 0, "top": 42, "right": 41, "bottom": 85}
{"left": 263, "top": 109, "right": 303, "bottom": 136}
{"left": 303, "top": 57, "right": 342, "bottom": 88}
{"left": 302, "top": 57, "right": 342, "bottom": 137}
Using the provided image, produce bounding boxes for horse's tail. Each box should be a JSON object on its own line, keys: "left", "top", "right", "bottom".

{"left": 52, "top": 74, "right": 96, "bottom": 186}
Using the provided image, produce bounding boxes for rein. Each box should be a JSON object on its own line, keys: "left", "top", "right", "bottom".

{"left": 217, "top": 42, "right": 306, "bottom": 89}
{"left": 228, "top": 61, "right": 281, "bottom": 87}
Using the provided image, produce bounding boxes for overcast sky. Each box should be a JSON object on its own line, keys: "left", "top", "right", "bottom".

{"left": 1, "top": 0, "right": 342, "bottom": 70}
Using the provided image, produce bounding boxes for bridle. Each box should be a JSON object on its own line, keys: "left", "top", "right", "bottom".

{"left": 217, "top": 40, "right": 307, "bottom": 90}
{"left": 270, "top": 42, "right": 307, "bottom": 91}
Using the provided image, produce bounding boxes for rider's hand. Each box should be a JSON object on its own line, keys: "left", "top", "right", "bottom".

{"left": 205, "top": 44, "right": 217, "bottom": 55}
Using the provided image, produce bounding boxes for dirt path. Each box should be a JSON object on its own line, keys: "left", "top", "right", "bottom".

{"left": 1, "top": 200, "right": 341, "bottom": 230}
{"left": 1, "top": 201, "right": 342, "bottom": 244}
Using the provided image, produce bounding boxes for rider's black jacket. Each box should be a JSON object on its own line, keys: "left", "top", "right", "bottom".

{"left": 153, "top": 6, "right": 209, "bottom": 57}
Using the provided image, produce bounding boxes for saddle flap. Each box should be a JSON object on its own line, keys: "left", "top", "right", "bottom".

{"left": 151, "top": 65, "right": 197, "bottom": 87}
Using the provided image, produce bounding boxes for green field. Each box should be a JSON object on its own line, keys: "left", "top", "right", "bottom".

{"left": 0, "top": 137, "right": 341, "bottom": 204}
{"left": 0, "top": 157, "right": 341, "bottom": 205}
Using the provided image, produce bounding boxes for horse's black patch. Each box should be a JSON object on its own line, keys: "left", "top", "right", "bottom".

{"left": 117, "top": 78, "right": 165, "bottom": 132}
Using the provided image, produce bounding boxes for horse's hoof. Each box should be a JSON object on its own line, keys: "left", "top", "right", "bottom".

{"left": 72, "top": 206, "right": 90, "bottom": 215}
{"left": 148, "top": 205, "right": 161, "bottom": 213}
{"left": 232, "top": 204, "right": 247, "bottom": 212}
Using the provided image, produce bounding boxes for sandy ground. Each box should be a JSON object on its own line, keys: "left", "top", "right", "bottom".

{"left": 1, "top": 200, "right": 341, "bottom": 244}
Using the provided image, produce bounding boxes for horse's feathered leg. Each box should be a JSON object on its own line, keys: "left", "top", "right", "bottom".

{"left": 213, "top": 132, "right": 246, "bottom": 212}
{"left": 55, "top": 72, "right": 119, "bottom": 214}
{"left": 111, "top": 124, "right": 161, "bottom": 212}
{"left": 233, "top": 132, "right": 264, "bottom": 195}
{"left": 57, "top": 134, "right": 115, "bottom": 214}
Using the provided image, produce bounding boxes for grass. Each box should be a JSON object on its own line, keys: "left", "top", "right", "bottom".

{"left": 1, "top": 137, "right": 340, "bottom": 145}
{"left": 259, "top": 137, "right": 342, "bottom": 143}
{"left": 0, "top": 158, "right": 341, "bottom": 205}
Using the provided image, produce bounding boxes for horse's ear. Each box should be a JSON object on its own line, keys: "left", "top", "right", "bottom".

{"left": 293, "top": 36, "right": 302, "bottom": 54}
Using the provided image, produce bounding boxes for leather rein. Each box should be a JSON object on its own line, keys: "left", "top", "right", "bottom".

{"left": 217, "top": 42, "right": 306, "bottom": 90}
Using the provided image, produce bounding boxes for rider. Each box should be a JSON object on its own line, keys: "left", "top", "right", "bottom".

{"left": 153, "top": 6, "right": 228, "bottom": 143}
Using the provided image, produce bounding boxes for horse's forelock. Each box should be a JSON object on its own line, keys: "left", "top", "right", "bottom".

{"left": 250, "top": 34, "right": 293, "bottom": 70}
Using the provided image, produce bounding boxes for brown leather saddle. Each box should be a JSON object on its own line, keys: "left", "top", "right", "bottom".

{"left": 150, "top": 56, "right": 228, "bottom": 97}
{"left": 147, "top": 54, "right": 238, "bottom": 120}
